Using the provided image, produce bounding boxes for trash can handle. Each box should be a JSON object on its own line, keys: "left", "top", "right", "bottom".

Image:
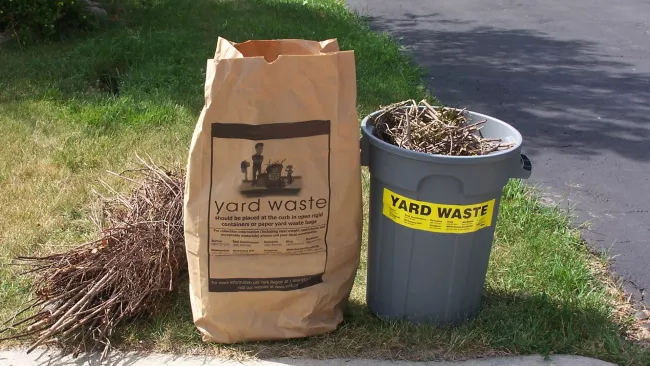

{"left": 360, "top": 134, "right": 370, "bottom": 167}
{"left": 512, "top": 153, "right": 532, "bottom": 179}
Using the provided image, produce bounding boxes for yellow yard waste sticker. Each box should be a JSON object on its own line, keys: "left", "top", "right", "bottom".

{"left": 383, "top": 188, "right": 495, "bottom": 234}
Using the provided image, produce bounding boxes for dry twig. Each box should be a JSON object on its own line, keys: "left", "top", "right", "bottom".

{"left": 0, "top": 156, "right": 186, "bottom": 358}
{"left": 373, "top": 100, "right": 514, "bottom": 156}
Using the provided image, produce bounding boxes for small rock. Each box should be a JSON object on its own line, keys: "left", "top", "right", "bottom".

{"left": 88, "top": 6, "right": 108, "bottom": 17}
{"left": 635, "top": 310, "right": 649, "bottom": 320}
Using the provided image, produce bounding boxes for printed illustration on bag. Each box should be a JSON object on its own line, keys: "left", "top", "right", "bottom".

{"left": 239, "top": 143, "right": 302, "bottom": 196}
{"left": 208, "top": 120, "right": 331, "bottom": 292}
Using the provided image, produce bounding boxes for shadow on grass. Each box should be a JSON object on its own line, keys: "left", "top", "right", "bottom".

{"left": 108, "top": 278, "right": 648, "bottom": 364}
{"left": 477, "top": 289, "right": 636, "bottom": 362}
{"left": 0, "top": 0, "right": 427, "bottom": 135}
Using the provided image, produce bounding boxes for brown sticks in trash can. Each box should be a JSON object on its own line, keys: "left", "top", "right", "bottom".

{"left": 373, "top": 99, "right": 514, "bottom": 156}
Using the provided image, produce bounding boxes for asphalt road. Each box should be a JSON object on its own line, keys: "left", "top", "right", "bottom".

{"left": 346, "top": 0, "right": 650, "bottom": 303}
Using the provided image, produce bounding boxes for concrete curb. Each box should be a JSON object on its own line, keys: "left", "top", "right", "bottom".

{"left": 0, "top": 349, "right": 616, "bottom": 366}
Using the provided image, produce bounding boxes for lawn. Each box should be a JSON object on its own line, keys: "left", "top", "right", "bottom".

{"left": 0, "top": 0, "right": 648, "bottom": 364}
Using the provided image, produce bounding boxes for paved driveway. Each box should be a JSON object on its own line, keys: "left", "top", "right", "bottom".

{"left": 346, "top": 0, "right": 650, "bottom": 302}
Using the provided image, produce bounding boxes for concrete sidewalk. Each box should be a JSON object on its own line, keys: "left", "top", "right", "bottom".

{"left": 0, "top": 349, "right": 616, "bottom": 366}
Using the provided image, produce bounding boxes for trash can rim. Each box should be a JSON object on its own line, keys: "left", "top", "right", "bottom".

{"left": 361, "top": 108, "right": 523, "bottom": 164}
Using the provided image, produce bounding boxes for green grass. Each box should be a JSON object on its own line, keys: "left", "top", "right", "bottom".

{"left": 0, "top": 0, "right": 648, "bottom": 364}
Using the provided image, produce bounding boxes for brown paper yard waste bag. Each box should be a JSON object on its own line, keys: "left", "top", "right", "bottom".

{"left": 183, "top": 37, "right": 362, "bottom": 343}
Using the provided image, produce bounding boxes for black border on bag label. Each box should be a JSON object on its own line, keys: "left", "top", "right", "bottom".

{"left": 207, "top": 120, "right": 331, "bottom": 293}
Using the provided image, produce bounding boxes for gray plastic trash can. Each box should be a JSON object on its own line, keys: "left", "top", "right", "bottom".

{"left": 360, "top": 108, "right": 532, "bottom": 324}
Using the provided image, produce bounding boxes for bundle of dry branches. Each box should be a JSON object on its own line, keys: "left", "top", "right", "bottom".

{"left": 373, "top": 99, "right": 514, "bottom": 156}
{"left": 0, "top": 156, "right": 186, "bottom": 358}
